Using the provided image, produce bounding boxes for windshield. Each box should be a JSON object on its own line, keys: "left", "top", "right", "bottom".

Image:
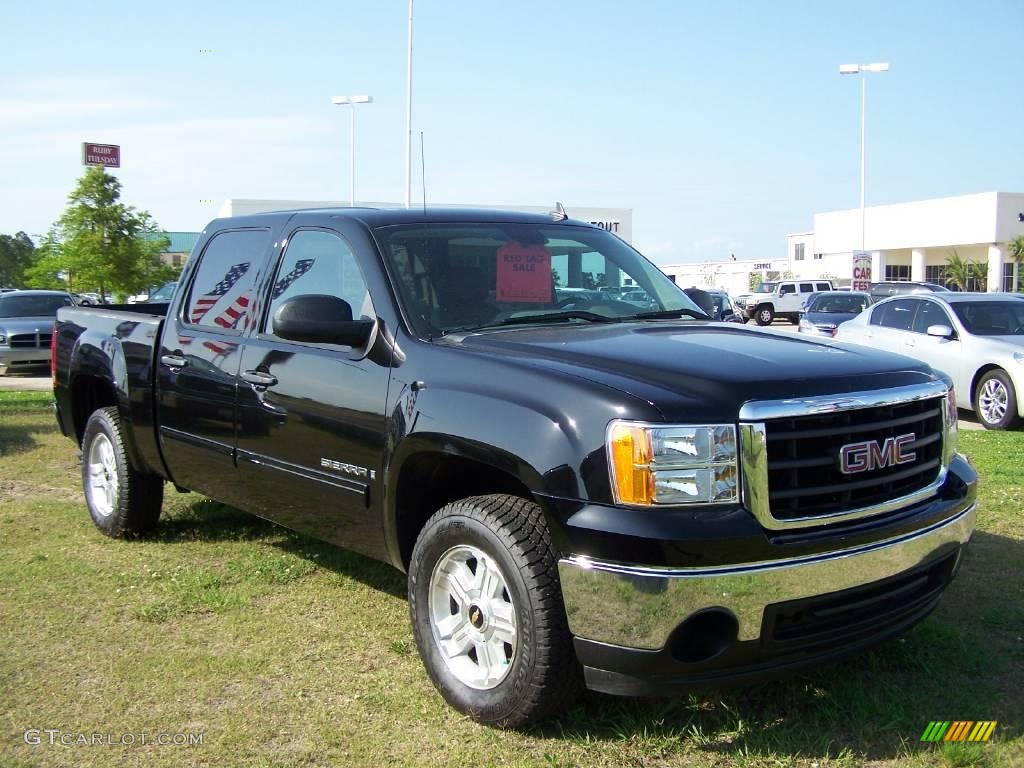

{"left": 374, "top": 223, "right": 702, "bottom": 336}
{"left": 809, "top": 293, "right": 869, "bottom": 314}
{"left": 148, "top": 281, "right": 177, "bottom": 302}
{"left": 951, "top": 301, "right": 1024, "bottom": 336}
{"left": 753, "top": 282, "right": 777, "bottom": 293}
{"left": 0, "top": 294, "right": 72, "bottom": 318}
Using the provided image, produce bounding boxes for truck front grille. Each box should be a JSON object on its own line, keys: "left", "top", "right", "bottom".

{"left": 738, "top": 382, "right": 951, "bottom": 530}
{"left": 9, "top": 332, "right": 52, "bottom": 349}
{"left": 764, "top": 396, "right": 944, "bottom": 520}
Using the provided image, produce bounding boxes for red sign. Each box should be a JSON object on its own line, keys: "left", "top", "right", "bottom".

{"left": 82, "top": 143, "right": 120, "bottom": 168}
{"left": 852, "top": 251, "right": 872, "bottom": 291}
{"left": 496, "top": 241, "right": 552, "bottom": 303}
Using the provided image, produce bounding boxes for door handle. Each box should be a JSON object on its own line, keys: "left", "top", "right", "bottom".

{"left": 161, "top": 354, "right": 188, "bottom": 368}
{"left": 242, "top": 369, "right": 278, "bottom": 387}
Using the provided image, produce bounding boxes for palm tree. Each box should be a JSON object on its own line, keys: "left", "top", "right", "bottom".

{"left": 944, "top": 249, "right": 984, "bottom": 292}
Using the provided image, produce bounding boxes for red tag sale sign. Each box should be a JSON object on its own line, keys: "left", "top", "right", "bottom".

{"left": 496, "top": 242, "right": 552, "bottom": 303}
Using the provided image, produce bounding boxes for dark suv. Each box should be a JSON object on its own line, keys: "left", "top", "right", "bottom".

{"left": 868, "top": 281, "right": 950, "bottom": 299}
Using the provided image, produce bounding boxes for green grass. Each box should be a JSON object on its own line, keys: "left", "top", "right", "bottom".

{"left": 0, "top": 405, "right": 1021, "bottom": 768}
{"left": 0, "top": 389, "right": 54, "bottom": 412}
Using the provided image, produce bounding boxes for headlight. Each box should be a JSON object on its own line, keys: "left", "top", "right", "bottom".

{"left": 607, "top": 421, "right": 738, "bottom": 505}
{"left": 798, "top": 318, "right": 812, "bottom": 329}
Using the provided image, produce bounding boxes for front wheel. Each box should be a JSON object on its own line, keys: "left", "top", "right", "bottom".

{"left": 975, "top": 370, "right": 1020, "bottom": 430}
{"left": 755, "top": 305, "right": 774, "bottom": 325}
{"left": 81, "top": 407, "right": 164, "bottom": 536}
{"left": 408, "top": 494, "right": 582, "bottom": 727}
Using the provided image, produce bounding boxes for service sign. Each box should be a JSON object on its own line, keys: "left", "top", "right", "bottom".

{"left": 82, "top": 143, "right": 120, "bottom": 168}
{"left": 852, "top": 251, "right": 872, "bottom": 291}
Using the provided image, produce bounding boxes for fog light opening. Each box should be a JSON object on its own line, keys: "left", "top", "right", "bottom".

{"left": 669, "top": 608, "right": 739, "bottom": 664}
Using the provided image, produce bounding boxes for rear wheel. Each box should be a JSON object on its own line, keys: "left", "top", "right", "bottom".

{"left": 755, "top": 305, "right": 774, "bottom": 325}
{"left": 975, "top": 370, "right": 1020, "bottom": 430}
{"left": 408, "top": 494, "right": 581, "bottom": 727}
{"left": 81, "top": 407, "right": 164, "bottom": 536}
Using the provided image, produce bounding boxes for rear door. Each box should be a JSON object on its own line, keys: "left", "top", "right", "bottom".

{"left": 155, "top": 227, "right": 274, "bottom": 505}
{"left": 233, "top": 219, "right": 393, "bottom": 557}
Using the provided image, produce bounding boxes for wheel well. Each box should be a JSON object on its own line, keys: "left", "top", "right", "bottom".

{"left": 71, "top": 375, "right": 117, "bottom": 443}
{"left": 394, "top": 453, "right": 534, "bottom": 569}
{"left": 969, "top": 365, "right": 1003, "bottom": 409}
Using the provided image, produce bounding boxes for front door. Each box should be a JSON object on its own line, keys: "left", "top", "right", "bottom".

{"left": 906, "top": 298, "right": 963, "bottom": 389}
{"left": 234, "top": 223, "right": 393, "bottom": 558}
{"left": 155, "top": 227, "right": 273, "bottom": 505}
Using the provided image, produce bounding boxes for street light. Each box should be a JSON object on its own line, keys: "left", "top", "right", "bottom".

{"left": 839, "top": 62, "right": 889, "bottom": 252}
{"left": 331, "top": 94, "right": 373, "bottom": 207}
{"left": 404, "top": 0, "right": 414, "bottom": 209}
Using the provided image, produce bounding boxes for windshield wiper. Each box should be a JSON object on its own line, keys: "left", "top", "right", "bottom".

{"left": 442, "top": 310, "right": 618, "bottom": 335}
{"left": 630, "top": 308, "right": 710, "bottom": 320}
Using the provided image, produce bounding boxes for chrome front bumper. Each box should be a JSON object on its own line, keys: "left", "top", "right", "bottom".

{"left": 0, "top": 347, "right": 51, "bottom": 368}
{"left": 558, "top": 501, "right": 976, "bottom": 651}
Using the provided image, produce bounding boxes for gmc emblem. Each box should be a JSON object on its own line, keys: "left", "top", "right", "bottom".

{"left": 839, "top": 433, "right": 917, "bottom": 475}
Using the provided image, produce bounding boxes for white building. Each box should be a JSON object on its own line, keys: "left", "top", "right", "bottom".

{"left": 787, "top": 191, "right": 1024, "bottom": 292}
{"left": 656, "top": 258, "right": 791, "bottom": 297}
{"left": 217, "top": 199, "right": 633, "bottom": 243}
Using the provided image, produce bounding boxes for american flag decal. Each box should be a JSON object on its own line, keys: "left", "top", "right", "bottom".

{"left": 272, "top": 258, "right": 315, "bottom": 300}
{"left": 190, "top": 262, "right": 251, "bottom": 324}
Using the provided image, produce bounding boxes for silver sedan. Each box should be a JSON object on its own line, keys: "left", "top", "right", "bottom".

{"left": 834, "top": 292, "right": 1024, "bottom": 430}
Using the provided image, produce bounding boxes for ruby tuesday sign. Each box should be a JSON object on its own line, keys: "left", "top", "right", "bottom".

{"left": 82, "top": 143, "right": 120, "bottom": 168}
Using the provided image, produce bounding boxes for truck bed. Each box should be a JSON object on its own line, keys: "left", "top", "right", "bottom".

{"left": 53, "top": 303, "right": 170, "bottom": 481}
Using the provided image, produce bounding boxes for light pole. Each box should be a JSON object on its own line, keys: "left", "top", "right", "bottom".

{"left": 404, "top": 0, "right": 414, "bottom": 209}
{"left": 331, "top": 95, "right": 373, "bottom": 207}
{"left": 839, "top": 62, "right": 888, "bottom": 252}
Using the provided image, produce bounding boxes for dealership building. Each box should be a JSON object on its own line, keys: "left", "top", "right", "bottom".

{"left": 663, "top": 192, "right": 1024, "bottom": 295}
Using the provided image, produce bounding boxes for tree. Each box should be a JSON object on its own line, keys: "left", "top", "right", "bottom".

{"left": 748, "top": 272, "right": 763, "bottom": 291}
{"left": 0, "top": 231, "right": 35, "bottom": 287}
{"left": 1009, "top": 235, "right": 1024, "bottom": 292}
{"left": 26, "top": 167, "right": 173, "bottom": 299}
{"left": 944, "top": 249, "right": 985, "bottom": 292}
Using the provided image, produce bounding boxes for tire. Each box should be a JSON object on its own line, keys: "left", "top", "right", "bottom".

{"left": 81, "top": 407, "right": 164, "bottom": 536}
{"left": 408, "top": 494, "right": 582, "bottom": 727}
{"left": 755, "top": 305, "right": 774, "bottom": 326}
{"left": 975, "top": 370, "right": 1020, "bottom": 430}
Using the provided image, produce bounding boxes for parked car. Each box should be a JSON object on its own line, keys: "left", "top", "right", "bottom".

{"left": 868, "top": 281, "right": 950, "bottom": 300}
{"left": 835, "top": 292, "right": 1024, "bottom": 429}
{"left": 54, "top": 207, "right": 975, "bottom": 726}
{"left": 739, "top": 279, "right": 834, "bottom": 325}
{"left": 704, "top": 289, "right": 744, "bottom": 322}
{"left": 798, "top": 291, "right": 871, "bottom": 337}
{"left": 146, "top": 281, "right": 178, "bottom": 303}
{"left": 0, "top": 290, "right": 74, "bottom": 375}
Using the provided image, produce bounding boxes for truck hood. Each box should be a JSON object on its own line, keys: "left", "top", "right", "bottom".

{"left": 447, "top": 321, "right": 939, "bottom": 422}
{"left": 0, "top": 317, "right": 56, "bottom": 335}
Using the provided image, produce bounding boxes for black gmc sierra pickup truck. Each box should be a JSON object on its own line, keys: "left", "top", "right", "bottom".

{"left": 54, "top": 207, "right": 977, "bottom": 727}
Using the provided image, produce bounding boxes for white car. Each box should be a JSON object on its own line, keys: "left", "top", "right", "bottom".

{"left": 741, "top": 279, "right": 833, "bottom": 325}
{"left": 834, "top": 293, "right": 1024, "bottom": 429}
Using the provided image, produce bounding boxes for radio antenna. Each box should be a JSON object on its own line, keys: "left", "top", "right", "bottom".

{"left": 420, "top": 131, "right": 426, "bottom": 214}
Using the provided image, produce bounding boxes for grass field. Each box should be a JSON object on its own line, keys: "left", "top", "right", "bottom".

{"left": 1, "top": 390, "right": 1021, "bottom": 768}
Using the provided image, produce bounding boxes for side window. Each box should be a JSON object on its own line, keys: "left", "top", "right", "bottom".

{"left": 875, "top": 298, "right": 918, "bottom": 331}
{"left": 912, "top": 300, "right": 952, "bottom": 334}
{"left": 266, "top": 230, "right": 372, "bottom": 335}
{"left": 779, "top": 283, "right": 796, "bottom": 295}
{"left": 185, "top": 229, "right": 269, "bottom": 331}
{"left": 799, "top": 282, "right": 814, "bottom": 293}
{"left": 815, "top": 282, "right": 831, "bottom": 292}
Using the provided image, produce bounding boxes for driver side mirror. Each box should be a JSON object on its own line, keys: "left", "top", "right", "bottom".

{"left": 273, "top": 294, "right": 374, "bottom": 347}
{"left": 926, "top": 324, "right": 954, "bottom": 339}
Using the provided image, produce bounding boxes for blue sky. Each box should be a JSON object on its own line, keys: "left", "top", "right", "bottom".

{"left": 1, "top": 0, "right": 1021, "bottom": 263}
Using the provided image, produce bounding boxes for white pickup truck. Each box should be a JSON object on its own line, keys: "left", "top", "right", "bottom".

{"left": 739, "top": 279, "right": 833, "bottom": 325}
